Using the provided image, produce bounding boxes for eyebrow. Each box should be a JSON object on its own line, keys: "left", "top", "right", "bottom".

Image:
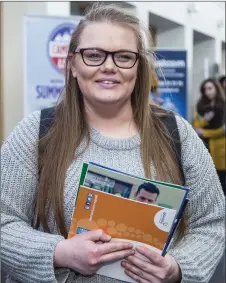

{"left": 78, "top": 47, "right": 138, "bottom": 53}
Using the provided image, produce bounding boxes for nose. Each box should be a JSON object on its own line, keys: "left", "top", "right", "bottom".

{"left": 101, "top": 54, "right": 117, "bottom": 72}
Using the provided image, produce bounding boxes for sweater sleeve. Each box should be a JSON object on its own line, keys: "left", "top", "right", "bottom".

{"left": 168, "top": 116, "right": 225, "bottom": 283}
{"left": 202, "top": 125, "right": 225, "bottom": 139}
{"left": 193, "top": 112, "right": 209, "bottom": 129}
{"left": 1, "top": 111, "right": 70, "bottom": 283}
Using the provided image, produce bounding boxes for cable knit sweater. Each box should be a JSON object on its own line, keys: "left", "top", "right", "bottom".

{"left": 1, "top": 111, "right": 225, "bottom": 283}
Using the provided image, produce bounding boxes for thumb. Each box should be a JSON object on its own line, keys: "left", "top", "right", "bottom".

{"left": 82, "top": 229, "right": 111, "bottom": 242}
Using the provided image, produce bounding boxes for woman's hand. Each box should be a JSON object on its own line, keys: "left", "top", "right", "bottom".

{"left": 54, "top": 229, "right": 135, "bottom": 275}
{"left": 195, "top": 128, "right": 203, "bottom": 136}
{"left": 204, "top": 111, "right": 215, "bottom": 121}
{"left": 121, "top": 246, "right": 181, "bottom": 283}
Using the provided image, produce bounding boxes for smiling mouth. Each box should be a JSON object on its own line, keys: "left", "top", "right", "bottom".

{"left": 96, "top": 80, "right": 120, "bottom": 88}
{"left": 96, "top": 79, "right": 120, "bottom": 84}
{"left": 98, "top": 81, "right": 118, "bottom": 84}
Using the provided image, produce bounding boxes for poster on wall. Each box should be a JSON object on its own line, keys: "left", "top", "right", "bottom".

{"left": 23, "top": 15, "right": 82, "bottom": 116}
{"left": 151, "top": 50, "right": 187, "bottom": 119}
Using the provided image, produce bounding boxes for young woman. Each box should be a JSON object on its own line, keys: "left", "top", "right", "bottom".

{"left": 194, "top": 78, "right": 226, "bottom": 194}
{"left": 1, "top": 4, "right": 225, "bottom": 283}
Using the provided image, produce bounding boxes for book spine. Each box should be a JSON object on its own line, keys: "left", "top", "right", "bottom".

{"left": 79, "top": 163, "right": 89, "bottom": 188}
{"left": 162, "top": 198, "right": 189, "bottom": 256}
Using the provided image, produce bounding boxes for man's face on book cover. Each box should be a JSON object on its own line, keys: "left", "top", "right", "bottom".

{"left": 135, "top": 189, "right": 158, "bottom": 204}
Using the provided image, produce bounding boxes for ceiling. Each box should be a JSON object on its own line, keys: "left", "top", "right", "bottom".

{"left": 149, "top": 12, "right": 181, "bottom": 31}
{"left": 193, "top": 30, "right": 214, "bottom": 44}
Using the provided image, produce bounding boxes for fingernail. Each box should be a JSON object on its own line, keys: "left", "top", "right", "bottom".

{"left": 137, "top": 245, "right": 145, "bottom": 251}
{"left": 106, "top": 235, "right": 111, "bottom": 241}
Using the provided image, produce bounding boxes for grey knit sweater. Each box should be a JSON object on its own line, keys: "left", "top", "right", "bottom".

{"left": 1, "top": 111, "right": 225, "bottom": 283}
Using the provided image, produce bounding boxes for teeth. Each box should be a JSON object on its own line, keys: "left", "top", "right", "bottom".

{"left": 100, "top": 81, "right": 116, "bottom": 84}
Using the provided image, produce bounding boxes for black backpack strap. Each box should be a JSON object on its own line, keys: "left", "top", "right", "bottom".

{"left": 39, "top": 107, "right": 56, "bottom": 140}
{"left": 159, "top": 111, "right": 185, "bottom": 185}
{"left": 38, "top": 107, "right": 56, "bottom": 178}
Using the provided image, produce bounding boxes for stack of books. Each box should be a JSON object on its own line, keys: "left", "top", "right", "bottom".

{"left": 68, "top": 162, "right": 189, "bottom": 282}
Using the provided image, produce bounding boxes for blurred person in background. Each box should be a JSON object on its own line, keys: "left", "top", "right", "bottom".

{"left": 193, "top": 78, "right": 226, "bottom": 194}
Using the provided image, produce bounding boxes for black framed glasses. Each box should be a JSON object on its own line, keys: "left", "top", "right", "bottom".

{"left": 74, "top": 48, "right": 139, "bottom": 69}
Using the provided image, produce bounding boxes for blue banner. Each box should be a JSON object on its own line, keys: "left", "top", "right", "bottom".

{"left": 151, "top": 50, "right": 187, "bottom": 119}
{"left": 23, "top": 15, "right": 82, "bottom": 115}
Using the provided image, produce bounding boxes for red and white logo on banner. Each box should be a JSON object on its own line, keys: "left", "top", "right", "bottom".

{"left": 48, "top": 23, "right": 75, "bottom": 73}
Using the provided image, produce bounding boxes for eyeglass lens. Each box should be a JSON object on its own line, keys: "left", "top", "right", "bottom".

{"left": 82, "top": 49, "right": 137, "bottom": 68}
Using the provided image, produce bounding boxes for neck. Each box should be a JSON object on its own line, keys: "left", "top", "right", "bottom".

{"left": 210, "top": 99, "right": 216, "bottom": 106}
{"left": 84, "top": 99, "right": 138, "bottom": 138}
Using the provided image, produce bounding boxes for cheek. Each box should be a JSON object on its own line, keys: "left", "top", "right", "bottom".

{"left": 210, "top": 90, "right": 216, "bottom": 97}
{"left": 75, "top": 67, "right": 97, "bottom": 95}
{"left": 128, "top": 72, "right": 138, "bottom": 92}
{"left": 122, "top": 68, "right": 138, "bottom": 86}
{"left": 74, "top": 59, "right": 98, "bottom": 82}
{"left": 77, "top": 66, "right": 97, "bottom": 81}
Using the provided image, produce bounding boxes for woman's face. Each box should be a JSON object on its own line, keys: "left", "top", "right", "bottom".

{"left": 203, "top": 82, "right": 217, "bottom": 100}
{"left": 71, "top": 22, "right": 139, "bottom": 108}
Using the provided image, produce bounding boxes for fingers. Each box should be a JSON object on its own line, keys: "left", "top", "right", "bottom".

{"left": 125, "top": 252, "right": 174, "bottom": 281}
{"left": 122, "top": 261, "right": 153, "bottom": 283}
{"left": 82, "top": 229, "right": 111, "bottom": 243}
{"left": 136, "top": 246, "right": 166, "bottom": 268}
{"left": 98, "top": 241, "right": 133, "bottom": 255}
{"left": 125, "top": 255, "right": 161, "bottom": 278}
{"left": 100, "top": 249, "right": 135, "bottom": 264}
{"left": 97, "top": 230, "right": 112, "bottom": 242}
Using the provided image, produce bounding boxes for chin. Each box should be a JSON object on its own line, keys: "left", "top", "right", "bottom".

{"left": 93, "top": 94, "right": 123, "bottom": 105}
{"left": 95, "top": 98, "right": 121, "bottom": 105}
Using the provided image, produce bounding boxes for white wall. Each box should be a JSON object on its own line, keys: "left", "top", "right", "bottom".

{"left": 130, "top": 1, "right": 187, "bottom": 27}
{"left": 46, "top": 2, "right": 70, "bottom": 16}
{"left": 222, "top": 44, "right": 226, "bottom": 74}
{"left": 130, "top": 2, "right": 225, "bottom": 43}
{"left": 157, "top": 27, "right": 185, "bottom": 49}
{"left": 189, "top": 2, "right": 225, "bottom": 41}
{"left": 183, "top": 22, "right": 194, "bottom": 123}
{"left": 1, "top": 2, "right": 46, "bottom": 139}
{"left": 193, "top": 39, "right": 215, "bottom": 108}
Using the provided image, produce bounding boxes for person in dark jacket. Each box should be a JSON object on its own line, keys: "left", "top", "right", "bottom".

{"left": 194, "top": 78, "right": 226, "bottom": 194}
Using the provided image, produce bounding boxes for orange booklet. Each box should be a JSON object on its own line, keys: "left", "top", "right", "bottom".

{"left": 69, "top": 186, "right": 176, "bottom": 248}
{"left": 68, "top": 186, "right": 177, "bottom": 282}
